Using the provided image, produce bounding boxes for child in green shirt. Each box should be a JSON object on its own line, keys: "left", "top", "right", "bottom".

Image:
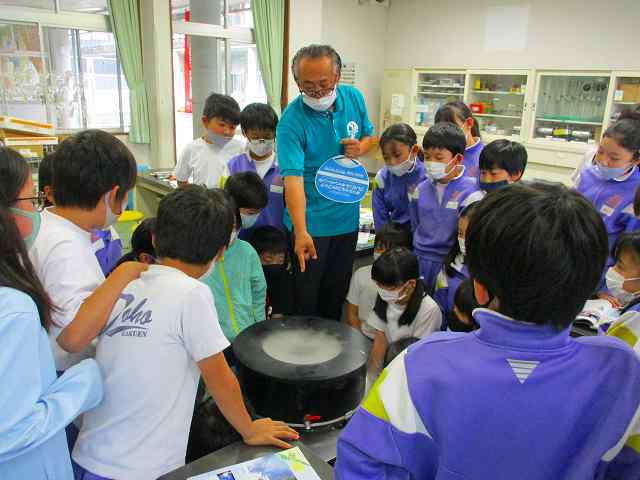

{"left": 202, "top": 173, "right": 268, "bottom": 348}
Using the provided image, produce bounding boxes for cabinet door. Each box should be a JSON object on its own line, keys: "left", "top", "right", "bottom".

{"left": 465, "top": 69, "right": 530, "bottom": 143}
{"left": 412, "top": 69, "right": 466, "bottom": 133}
{"left": 529, "top": 71, "right": 611, "bottom": 151}
{"left": 607, "top": 71, "right": 640, "bottom": 127}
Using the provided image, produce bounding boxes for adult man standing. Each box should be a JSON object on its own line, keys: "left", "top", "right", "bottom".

{"left": 277, "top": 44, "right": 375, "bottom": 320}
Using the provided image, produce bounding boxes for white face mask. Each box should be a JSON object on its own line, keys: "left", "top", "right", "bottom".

{"left": 389, "top": 154, "right": 416, "bottom": 177}
{"left": 606, "top": 267, "right": 640, "bottom": 305}
{"left": 103, "top": 191, "right": 127, "bottom": 229}
{"left": 424, "top": 158, "right": 454, "bottom": 181}
{"left": 377, "top": 283, "right": 407, "bottom": 303}
{"left": 458, "top": 236, "right": 466, "bottom": 256}
{"left": 240, "top": 212, "right": 260, "bottom": 229}
{"left": 373, "top": 251, "right": 382, "bottom": 261}
{"left": 248, "top": 139, "right": 274, "bottom": 157}
{"left": 302, "top": 89, "right": 337, "bottom": 112}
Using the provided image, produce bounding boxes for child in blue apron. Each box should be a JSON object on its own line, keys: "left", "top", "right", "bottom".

{"left": 577, "top": 109, "right": 640, "bottom": 297}
{"left": 409, "top": 122, "right": 483, "bottom": 291}
{"left": 478, "top": 139, "right": 528, "bottom": 192}
{"left": 434, "top": 101, "right": 484, "bottom": 178}
{"left": 372, "top": 123, "right": 425, "bottom": 232}
{"left": 228, "top": 103, "right": 284, "bottom": 239}
{"left": 432, "top": 201, "right": 478, "bottom": 323}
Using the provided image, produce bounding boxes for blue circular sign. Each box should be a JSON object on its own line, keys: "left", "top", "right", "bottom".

{"left": 315, "top": 155, "right": 369, "bottom": 204}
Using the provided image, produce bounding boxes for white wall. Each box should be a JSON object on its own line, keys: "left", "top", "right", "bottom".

{"left": 384, "top": 0, "right": 640, "bottom": 70}
{"left": 287, "top": 0, "right": 324, "bottom": 102}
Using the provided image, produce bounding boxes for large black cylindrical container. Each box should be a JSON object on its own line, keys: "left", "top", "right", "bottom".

{"left": 233, "top": 316, "right": 369, "bottom": 426}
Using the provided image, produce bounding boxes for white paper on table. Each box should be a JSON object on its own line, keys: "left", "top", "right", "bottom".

{"left": 187, "top": 447, "right": 322, "bottom": 480}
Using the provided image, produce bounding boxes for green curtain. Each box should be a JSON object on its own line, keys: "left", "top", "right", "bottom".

{"left": 107, "top": 0, "right": 150, "bottom": 143}
{"left": 252, "top": 0, "right": 285, "bottom": 115}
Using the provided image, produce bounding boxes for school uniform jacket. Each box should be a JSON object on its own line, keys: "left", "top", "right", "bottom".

{"left": 373, "top": 162, "right": 425, "bottom": 231}
{"left": 433, "top": 260, "right": 469, "bottom": 320}
{"left": 336, "top": 308, "right": 640, "bottom": 480}
{"left": 409, "top": 174, "right": 483, "bottom": 262}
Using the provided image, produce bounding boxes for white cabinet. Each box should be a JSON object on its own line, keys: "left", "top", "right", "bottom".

{"left": 398, "top": 67, "right": 640, "bottom": 184}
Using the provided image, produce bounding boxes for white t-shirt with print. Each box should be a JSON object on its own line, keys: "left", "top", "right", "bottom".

{"left": 30, "top": 208, "right": 105, "bottom": 371}
{"left": 72, "top": 265, "right": 230, "bottom": 480}
{"left": 346, "top": 265, "right": 378, "bottom": 339}
{"left": 175, "top": 136, "right": 245, "bottom": 188}
{"left": 368, "top": 294, "right": 442, "bottom": 343}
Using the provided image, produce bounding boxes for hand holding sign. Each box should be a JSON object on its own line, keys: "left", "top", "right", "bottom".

{"left": 340, "top": 138, "right": 362, "bottom": 158}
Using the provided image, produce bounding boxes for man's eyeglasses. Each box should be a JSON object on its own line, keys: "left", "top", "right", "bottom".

{"left": 14, "top": 191, "right": 46, "bottom": 211}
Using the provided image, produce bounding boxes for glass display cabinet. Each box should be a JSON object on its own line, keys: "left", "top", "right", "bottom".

{"left": 412, "top": 69, "right": 466, "bottom": 130}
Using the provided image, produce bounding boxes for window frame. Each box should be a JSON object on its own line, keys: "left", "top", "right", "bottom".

{"left": 0, "top": 4, "right": 129, "bottom": 134}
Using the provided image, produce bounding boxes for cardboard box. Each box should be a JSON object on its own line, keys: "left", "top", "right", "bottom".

{"left": 619, "top": 83, "right": 640, "bottom": 102}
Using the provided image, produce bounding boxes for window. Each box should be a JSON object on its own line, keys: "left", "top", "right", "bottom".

{"left": 0, "top": 20, "right": 129, "bottom": 131}
{"left": 59, "top": 0, "right": 108, "bottom": 14}
{"left": 0, "top": 1, "right": 55, "bottom": 9}
{"left": 171, "top": 0, "right": 266, "bottom": 158}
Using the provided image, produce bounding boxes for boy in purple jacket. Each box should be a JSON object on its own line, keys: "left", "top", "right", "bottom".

{"left": 409, "top": 122, "right": 483, "bottom": 291}
{"left": 228, "top": 103, "right": 284, "bottom": 240}
{"left": 336, "top": 182, "right": 640, "bottom": 480}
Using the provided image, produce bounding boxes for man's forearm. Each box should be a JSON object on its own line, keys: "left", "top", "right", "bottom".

{"left": 284, "top": 176, "right": 308, "bottom": 234}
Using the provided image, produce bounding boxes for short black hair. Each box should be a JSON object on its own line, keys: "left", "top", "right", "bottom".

{"left": 614, "top": 231, "right": 640, "bottom": 264}
{"left": 155, "top": 186, "right": 234, "bottom": 265}
{"left": 249, "top": 226, "right": 287, "bottom": 255}
{"left": 52, "top": 130, "right": 137, "bottom": 209}
{"left": 422, "top": 122, "right": 466, "bottom": 157}
{"left": 384, "top": 337, "right": 419, "bottom": 367}
{"left": 453, "top": 279, "right": 479, "bottom": 323}
{"left": 113, "top": 218, "right": 156, "bottom": 269}
{"left": 291, "top": 44, "right": 342, "bottom": 81}
{"left": 444, "top": 201, "right": 479, "bottom": 277}
{"left": 0, "top": 147, "right": 30, "bottom": 206}
{"left": 466, "top": 183, "right": 608, "bottom": 329}
{"left": 374, "top": 222, "right": 412, "bottom": 250}
{"left": 241, "top": 103, "right": 278, "bottom": 133}
{"left": 379, "top": 123, "right": 417, "bottom": 150}
{"left": 224, "top": 171, "right": 269, "bottom": 214}
{"left": 202, "top": 93, "right": 241, "bottom": 125}
{"left": 434, "top": 101, "right": 481, "bottom": 139}
{"left": 479, "top": 139, "right": 528, "bottom": 177}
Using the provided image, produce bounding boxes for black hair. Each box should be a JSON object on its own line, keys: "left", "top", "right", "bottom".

{"left": 422, "top": 122, "right": 466, "bottom": 157}
{"left": 240, "top": 103, "right": 278, "bottom": 134}
{"left": 374, "top": 222, "right": 412, "bottom": 251}
{"left": 0, "top": 148, "right": 54, "bottom": 330}
{"left": 434, "top": 101, "right": 481, "bottom": 139}
{"left": 291, "top": 44, "right": 342, "bottom": 81}
{"left": 603, "top": 108, "right": 640, "bottom": 161}
{"left": 479, "top": 139, "right": 528, "bottom": 177}
{"left": 635, "top": 186, "right": 640, "bottom": 217}
{"left": 384, "top": 337, "right": 419, "bottom": 367}
{"left": 113, "top": 218, "right": 156, "bottom": 269}
{"left": 52, "top": 129, "right": 137, "bottom": 209}
{"left": 155, "top": 186, "right": 234, "bottom": 264}
{"left": 444, "top": 202, "right": 479, "bottom": 277}
{"left": 465, "top": 182, "right": 608, "bottom": 329}
{"left": 372, "top": 247, "right": 426, "bottom": 328}
{"left": 379, "top": 123, "right": 418, "bottom": 150}
{"left": 453, "top": 279, "right": 479, "bottom": 326}
{"left": 202, "top": 93, "right": 241, "bottom": 125}
{"left": 249, "top": 226, "right": 287, "bottom": 255}
{"left": 614, "top": 231, "right": 640, "bottom": 264}
{"left": 0, "top": 147, "right": 30, "bottom": 206}
{"left": 224, "top": 172, "right": 268, "bottom": 225}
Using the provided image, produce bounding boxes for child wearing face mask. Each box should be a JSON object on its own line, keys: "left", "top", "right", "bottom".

{"left": 434, "top": 101, "right": 484, "bottom": 178}
{"left": 366, "top": 247, "right": 442, "bottom": 383}
{"left": 202, "top": 176, "right": 268, "bottom": 350}
{"left": 409, "top": 123, "right": 484, "bottom": 292}
{"left": 27, "top": 133, "right": 148, "bottom": 375}
{"left": 577, "top": 109, "right": 640, "bottom": 299}
{"left": 372, "top": 123, "right": 425, "bottom": 232}
{"left": 603, "top": 232, "right": 640, "bottom": 311}
{"left": 248, "top": 226, "right": 294, "bottom": 319}
{"left": 478, "top": 139, "right": 528, "bottom": 193}
{"left": 432, "top": 202, "right": 478, "bottom": 323}
{"left": 39, "top": 153, "right": 124, "bottom": 276}
{"left": 175, "top": 93, "right": 245, "bottom": 189}
{"left": 228, "top": 103, "right": 284, "bottom": 240}
{"left": 346, "top": 223, "right": 412, "bottom": 339}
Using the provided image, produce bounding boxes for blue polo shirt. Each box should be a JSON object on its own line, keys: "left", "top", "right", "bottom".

{"left": 276, "top": 85, "right": 374, "bottom": 237}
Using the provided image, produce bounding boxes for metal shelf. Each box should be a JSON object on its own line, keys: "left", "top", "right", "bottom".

{"left": 536, "top": 117, "right": 603, "bottom": 126}
{"left": 475, "top": 113, "right": 522, "bottom": 120}
{"left": 470, "top": 90, "right": 525, "bottom": 96}
{"left": 417, "top": 83, "right": 464, "bottom": 89}
{"left": 417, "top": 91, "right": 464, "bottom": 97}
